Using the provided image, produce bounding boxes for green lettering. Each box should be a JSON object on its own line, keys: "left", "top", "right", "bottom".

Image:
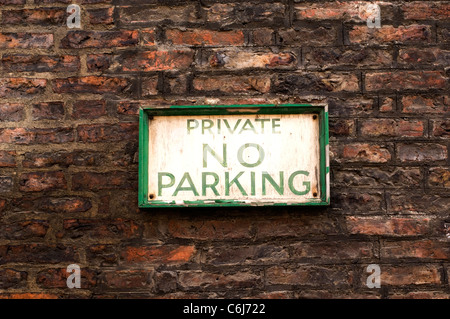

{"left": 237, "top": 143, "right": 265, "bottom": 168}
{"left": 272, "top": 118, "right": 281, "bottom": 134}
{"left": 255, "top": 118, "right": 270, "bottom": 133}
{"left": 158, "top": 172, "right": 175, "bottom": 196}
{"left": 203, "top": 144, "right": 227, "bottom": 168}
{"left": 202, "top": 119, "right": 213, "bottom": 134}
{"left": 262, "top": 171, "right": 284, "bottom": 195}
{"left": 225, "top": 171, "right": 247, "bottom": 196}
{"left": 288, "top": 170, "right": 310, "bottom": 196}
{"left": 223, "top": 119, "right": 241, "bottom": 134}
{"left": 187, "top": 119, "right": 198, "bottom": 134}
{"left": 173, "top": 172, "right": 199, "bottom": 196}
{"left": 202, "top": 172, "right": 220, "bottom": 196}
{"left": 239, "top": 119, "right": 257, "bottom": 134}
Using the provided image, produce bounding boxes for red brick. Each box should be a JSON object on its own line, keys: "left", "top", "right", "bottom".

{"left": 333, "top": 167, "right": 421, "bottom": 188}
{"left": 0, "top": 127, "right": 74, "bottom": 144}
{"left": 0, "top": 33, "right": 53, "bottom": 49}
{"left": 88, "top": 7, "right": 114, "bottom": 25}
{"left": 60, "top": 31, "right": 138, "bottom": 48}
{"left": 166, "top": 29, "right": 244, "bottom": 46}
{"left": 380, "top": 97, "right": 395, "bottom": 112}
{"left": 382, "top": 240, "right": 450, "bottom": 260}
{"left": 120, "top": 50, "right": 194, "bottom": 71}
{"left": 390, "top": 194, "right": 450, "bottom": 214}
{"left": 62, "top": 218, "right": 140, "bottom": 239}
{"left": 206, "top": 3, "right": 285, "bottom": 26}
{"left": 36, "top": 268, "right": 97, "bottom": 288}
{"left": 432, "top": 120, "right": 450, "bottom": 138}
{"left": 86, "top": 54, "right": 112, "bottom": 72}
{"left": 0, "top": 103, "right": 24, "bottom": 122}
{"left": 398, "top": 48, "right": 449, "bottom": 66}
{"left": 164, "top": 75, "right": 187, "bottom": 95}
{"left": 365, "top": 71, "right": 447, "bottom": 91}
{"left": 346, "top": 216, "right": 431, "bottom": 236}
{"left": 167, "top": 219, "right": 252, "bottom": 240}
{"left": 379, "top": 265, "right": 442, "bottom": 286}
{"left": 397, "top": 143, "right": 447, "bottom": 162}
{"left": 205, "top": 50, "right": 297, "bottom": 69}
{"left": 266, "top": 265, "right": 352, "bottom": 288}
{"left": 19, "top": 171, "right": 66, "bottom": 192}
{"left": 141, "top": 30, "right": 156, "bottom": 46}
{"left": 72, "top": 100, "right": 107, "bottom": 119}
{"left": 2, "top": 54, "right": 80, "bottom": 73}
{"left": 87, "top": 244, "right": 117, "bottom": 266}
{"left": 0, "top": 244, "right": 78, "bottom": 264}
{"left": 120, "top": 245, "right": 196, "bottom": 264}
{"left": 0, "top": 151, "right": 16, "bottom": 168}
{"left": 0, "top": 176, "right": 13, "bottom": 193}
{"left": 0, "top": 269, "right": 27, "bottom": 289}
{"left": 0, "top": 78, "right": 46, "bottom": 98}
{"left": 402, "top": 2, "right": 450, "bottom": 20}
{"left": 11, "top": 196, "right": 92, "bottom": 214}
{"left": 101, "top": 270, "right": 153, "bottom": 289}
{"left": 0, "top": 220, "right": 49, "bottom": 239}
{"left": 72, "top": 171, "right": 137, "bottom": 191}
{"left": 142, "top": 77, "right": 159, "bottom": 97}
{"left": 194, "top": 75, "right": 271, "bottom": 94}
{"left": 337, "top": 143, "right": 391, "bottom": 163}
{"left": 1, "top": 8, "right": 66, "bottom": 25}
{"left": 428, "top": 167, "right": 450, "bottom": 188}
{"left": 349, "top": 25, "right": 432, "bottom": 44}
{"left": 32, "top": 102, "right": 65, "bottom": 120}
{"left": 273, "top": 73, "right": 359, "bottom": 94}
{"left": 278, "top": 26, "right": 340, "bottom": 46}
{"left": 119, "top": 4, "right": 198, "bottom": 25}
{"left": 117, "top": 101, "right": 140, "bottom": 115}
{"left": 178, "top": 270, "right": 261, "bottom": 290}
{"left": 291, "top": 241, "right": 375, "bottom": 261}
{"left": 252, "top": 28, "right": 274, "bottom": 46}
{"left": 53, "top": 76, "right": 131, "bottom": 94}
{"left": 401, "top": 95, "right": 448, "bottom": 113}
{"left": 77, "top": 123, "right": 138, "bottom": 143}
{"left": 329, "top": 119, "right": 355, "bottom": 137}
{"left": 360, "top": 119, "right": 425, "bottom": 137}
{"left": 23, "top": 150, "right": 102, "bottom": 168}
{"left": 0, "top": 0, "right": 25, "bottom": 3}
{"left": 0, "top": 293, "right": 58, "bottom": 299}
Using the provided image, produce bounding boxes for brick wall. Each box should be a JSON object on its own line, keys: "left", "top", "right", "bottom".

{"left": 0, "top": 0, "right": 449, "bottom": 299}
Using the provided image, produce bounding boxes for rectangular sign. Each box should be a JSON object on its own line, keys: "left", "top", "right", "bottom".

{"left": 139, "top": 105, "right": 329, "bottom": 207}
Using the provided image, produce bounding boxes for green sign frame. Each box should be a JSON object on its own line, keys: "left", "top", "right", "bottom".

{"left": 139, "top": 104, "right": 330, "bottom": 208}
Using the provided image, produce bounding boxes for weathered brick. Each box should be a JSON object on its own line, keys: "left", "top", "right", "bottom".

{"left": 397, "top": 143, "right": 447, "bottom": 162}
{"left": 401, "top": 95, "right": 448, "bottom": 113}
{"left": 0, "top": 78, "right": 46, "bottom": 98}
{"left": 142, "top": 76, "right": 159, "bottom": 97}
{"left": 401, "top": 2, "right": 450, "bottom": 20}
{"left": 304, "top": 47, "right": 393, "bottom": 69}
{"left": 119, "top": 50, "right": 194, "bottom": 72}
{"left": 60, "top": 31, "right": 138, "bottom": 49}
{"left": 382, "top": 240, "right": 450, "bottom": 260}
{"left": 120, "top": 245, "right": 196, "bottom": 264}
{"left": 0, "top": 293, "right": 58, "bottom": 299}
{"left": 0, "top": 103, "right": 24, "bottom": 122}
{"left": 349, "top": 25, "right": 432, "bottom": 44}
{"left": 331, "top": 192, "right": 384, "bottom": 212}
{"left": 204, "top": 50, "right": 297, "bottom": 70}
{"left": 101, "top": 270, "right": 153, "bottom": 289}
{"left": 428, "top": 167, "right": 450, "bottom": 188}
{"left": 53, "top": 76, "right": 131, "bottom": 94}
{"left": 266, "top": 265, "right": 352, "bottom": 288}
{"left": 11, "top": 196, "right": 92, "bottom": 214}
{"left": 141, "top": 30, "right": 156, "bottom": 46}
{"left": 178, "top": 270, "right": 261, "bottom": 290}
{"left": 117, "top": 101, "right": 140, "bottom": 115}
{"left": 333, "top": 167, "right": 421, "bottom": 187}
{"left": 252, "top": 28, "right": 274, "bottom": 46}
{"left": 377, "top": 265, "right": 442, "bottom": 286}
{"left": 87, "top": 245, "right": 117, "bottom": 266}
{"left": 23, "top": 150, "right": 103, "bottom": 168}
{"left": 431, "top": 120, "right": 450, "bottom": 138}
{"left": 204, "top": 244, "right": 289, "bottom": 265}
{"left": 154, "top": 271, "right": 177, "bottom": 293}
{"left": 0, "top": 220, "right": 49, "bottom": 239}
{"left": 346, "top": 216, "right": 431, "bottom": 236}
{"left": 0, "top": 33, "right": 53, "bottom": 49}
{"left": 32, "top": 102, "right": 65, "bottom": 120}
{"left": 398, "top": 48, "right": 450, "bottom": 66}
{"left": 380, "top": 96, "right": 395, "bottom": 112}
{"left": 166, "top": 29, "right": 244, "bottom": 46}
{"left": 88, "top": 7, "right": 114, "bottom": 25}
{"left": 329, "top": 119, "right": 355, "bottom": 137}
{"left": 72, "top": 100, "right": 107, "bottom": 119}
{"left": 0, "top": 176, "right": 13, "bottom": 193}
{"left": 273, "top": 73, "right": 359, "bottom": 94}
{"left": 0, "top": 0, "right": 25, "bottom": 3}
{"left": 360, "top": 119, "right": 425, "bottom": 137}
{"left": 36, "top": 268, "right": 97, "bottom": 288}
{"left": 334, "top": 143, "right": 391, "bottom": 163}
{"left": 0, "top": 269, "right": 27, "bottom": 289}
{"left": 0, "top": 127, "right": 74, "bottom": 144}
{"left": 328, "top": 98, "right": 375, "bottom": 117}
{"left": 291, "top": 241, "right": 375, "bottom": 261}
{"left": 390, "top": 194, "right": 450, "bottom": 213}
{"left": 2, "top": 55, "right": 80, "bottom": 73}
{"left": 205, "top": 2, "right": 285, "bottom": 26}
{"left": 77, "top": 123, "right": 138, "bottom": 143}
{"left": 278, "top": 26, "right": 340, "bottom": 46}
{"left": 72, "top": 171, "right": 137, "bottom": 191}
{"left": 365, "top": 71, "right": 447, "bottom": 91}
{"left": 0, "top": 151, "right": 16, "bottom": 168}
{"left": 61, "top": 219, "right": 140, "bottom": 239}
{"left": 2, "top": 8, "right": 66, "bottom": 25}
{"left": 86, "top": 54, "right": 112, "bottom": 72}
{"left": 19, "top": 171, "right": 66, "bottom": 192}
{"left": 119, "top": 4, "right": 198, "bottom": 25}
{"left": 194, "top": 75, "right": 271, "bottom": 94}
{"left": 0, "top": 244, "right": 78, "bottom": 264}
